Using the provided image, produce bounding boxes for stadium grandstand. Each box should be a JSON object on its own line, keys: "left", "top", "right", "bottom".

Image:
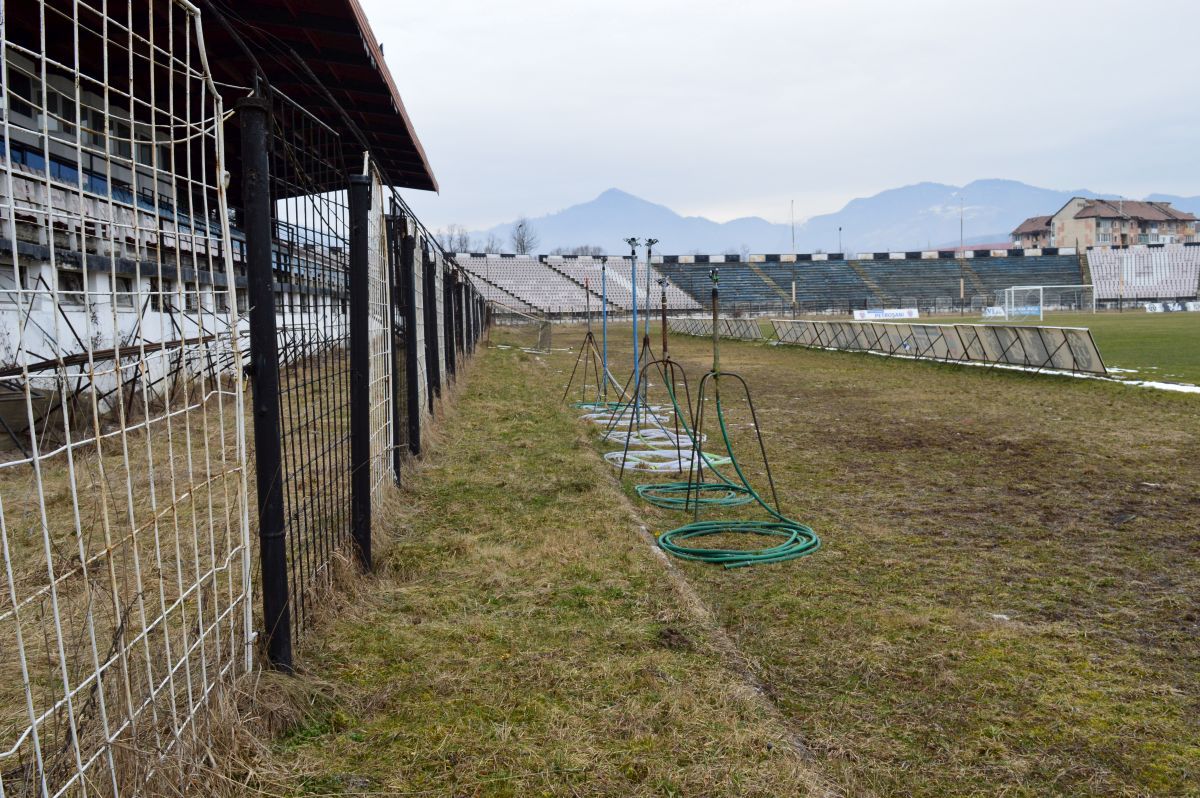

{"left": 453, "top": 245, "right": 1200, "bottom": 317}
{"left": 659, "top": 251, "right": 1092, "bottom": 313}
{"left": 454, "top": 249, "right": 1101, "bottom": 316}
{"left": 458, "top": 254, "right": 702, "bottom": 314}
{"left": 1087, "top": 243, "right": 1200, "bottom": 303}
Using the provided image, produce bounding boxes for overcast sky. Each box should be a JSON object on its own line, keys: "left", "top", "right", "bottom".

{"left": 362, "top": 0, "right": 1199, "bottom": 231}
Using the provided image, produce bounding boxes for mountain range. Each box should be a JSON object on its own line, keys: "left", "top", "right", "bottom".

{"left": 472, "top": 180, "right": 1200, "bottom": 255}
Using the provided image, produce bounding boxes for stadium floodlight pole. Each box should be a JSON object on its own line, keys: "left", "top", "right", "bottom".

{"left": 625, "top": 237, "right": 641, "bottom": 412}
{"left": 959, "top": 196, "right": 965, "bottom": 315}
{"left": 791, "top": 201, "right": 798, "bottom": 318}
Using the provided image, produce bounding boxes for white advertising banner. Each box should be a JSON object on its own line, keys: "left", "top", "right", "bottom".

{"left": 853, "top": 308, "right": 920, "bottom": 321}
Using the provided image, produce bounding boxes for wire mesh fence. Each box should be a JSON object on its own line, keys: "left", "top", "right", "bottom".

{"left": 0, "top": 0, "right": 253, "bottom": 793}
{"left": 0, "top": 1, "right": 488, "bottom": 792}
{"left": 267, "top": 91, "right": 353, "bottom": 642}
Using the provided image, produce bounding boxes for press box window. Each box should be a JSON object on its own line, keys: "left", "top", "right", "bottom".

{"left": 149, "top": 278, "right": 173, "bottom": 311}
{"left": 115, "top": 276, "right": 135, "bottom": 307}
{"left": 56, "top": 270, "right": 85, "bottom": 304}
{"left": 6, "top": 72, "right": 34, "bottom": 118}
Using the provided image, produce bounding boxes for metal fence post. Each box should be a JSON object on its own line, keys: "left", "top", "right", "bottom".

{"left": 238, "top": 95, "right": 292, "bottom": 672}
{"left": 401, "top": 221, "right": 422, "bottom": 455}
{"left": 456, "top": 277, "right": 466, "bottom": 356}
{"left": 443, "top": 268, "right": 456, "bottom": 380}
{"left": 424, "top": 247, "right": 441, "bottom": 401}
{"left": 348, "top": 174, "right": 372, "bottom": 571}
{"left": 386, "top": 215, "right": 406, "bottom": 483}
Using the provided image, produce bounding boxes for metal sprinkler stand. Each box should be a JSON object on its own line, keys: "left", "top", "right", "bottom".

{"left": 562, "top": 278, "right": 624, "bottom": 406}
{"left": 651, "top": 267, "right": 821, "bottom": 567}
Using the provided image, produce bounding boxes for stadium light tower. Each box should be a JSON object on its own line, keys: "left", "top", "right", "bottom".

{"left": 959, "top": 196, "right": 965, "bottom": 315}
{"left": 838, "top": 226, "right": 842, "bottom": 255}
{"left": 791, "top": 200, "right": 797, "bottom": 318}
{"left": 624, "top": 237, "right": 641, "bottom": 401}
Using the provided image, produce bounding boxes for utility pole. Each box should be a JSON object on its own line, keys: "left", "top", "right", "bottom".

{"left": 790, "top": 200, "right": 796, "bottom": 253}
{"left": 959, "top": 196, "right": 965, "bottom": 315}
{"left": 791, "top": 200, "right": 797, "bottom": 317}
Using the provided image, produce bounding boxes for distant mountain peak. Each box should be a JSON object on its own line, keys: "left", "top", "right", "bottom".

{"left": 473, "top": 181, "right": 1200, "bottom": 256}
{"left": 596, "top": 187, "right": 635, "bottom": 200}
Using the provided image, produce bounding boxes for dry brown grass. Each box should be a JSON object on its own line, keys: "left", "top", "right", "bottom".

{"left": 584, "top": 322, "right": 1199, "bottom": 797}
{"left": 0, "top": 366, "right": 249, "bottom": 796}
{"left": 212, "top": 339, "right": 829, "bottom": 797}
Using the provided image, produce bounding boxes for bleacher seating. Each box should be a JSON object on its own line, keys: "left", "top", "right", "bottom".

{"left": 459, "top": 256, "right": 605, "bottom": 313}
{"left": 545, "top": 257, "right": 635, "bottom": 310}
{"left": 459, "top": 251, "right": 1127, "bottom": 315}
{"left": 963, "top": 255, "right": 1083, "bottom": 300}
{"left": 460, "top": 255, "right": 700, "bottom": 314}
{"left": 659, "top": 255, "right": 1086, "bottom": 312}
{"left": 469, "top": 275, "right": 539, "bottom": 314}
{"left": 759, "top": 262, "right": 873, "bottom": 308}
{"left": 1087, "top": 245, "right": 1200, "bottom": 300}
{"left": 601, "top": 258, "right": 700, "bottom": 311}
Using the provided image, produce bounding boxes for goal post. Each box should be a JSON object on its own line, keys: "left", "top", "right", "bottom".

{"left": 992, "top": 284, "right": 1096, "bottom": 321}
{"left": 487, "top": 300, "right": 552, "bottom": 352}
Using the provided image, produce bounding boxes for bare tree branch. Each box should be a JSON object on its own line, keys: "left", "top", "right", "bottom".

{"left": 509, "top": 217, "right": 539, "bottom": 255}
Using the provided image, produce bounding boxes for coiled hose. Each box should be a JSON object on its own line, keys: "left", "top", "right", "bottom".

{"left": 656, "top": 389, "right": 819, "bottom": 568}
{"left": 632, "top": 373, "right": 753, "bottom": 509}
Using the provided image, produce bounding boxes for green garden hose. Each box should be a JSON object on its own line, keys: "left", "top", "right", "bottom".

{"left": 632, "top": 371, "right": 753, "bottom": 510}
{"left": 658, "top": 519, "right": 817, "bottom": 568}
{"left": 654, "top": 391, "right": 819, "bottom": 568}
{"left": 650, "top": 266, "right": 819, "bottom": 568}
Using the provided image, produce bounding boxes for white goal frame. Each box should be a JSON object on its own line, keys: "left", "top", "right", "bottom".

{"left": 1000, "top": 284, "right": 1096, "bottom": 321}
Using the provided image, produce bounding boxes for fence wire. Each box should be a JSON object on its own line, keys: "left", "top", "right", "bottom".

{"left": 266, "top": 93, "right": 352, "bottom": 635}
{"left": 0, "top": 0, "right": 490, "bottom": 789}
{"left": 367, "top": 176, "right": 392, "bottom": 501}
{"left": 0, "top": 0, "right": 252, "bottom": 793}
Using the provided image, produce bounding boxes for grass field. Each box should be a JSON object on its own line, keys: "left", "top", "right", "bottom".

{"left": 237, "top": 321, "right": 1198, "bottom": 797}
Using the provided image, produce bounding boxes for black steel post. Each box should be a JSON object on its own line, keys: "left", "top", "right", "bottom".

{"left": 401, "top": 221, "right": 422, "bottom": 456}
{"left": 386, "top": 215, "right": 406, "bottom": 483}
{"left": 456, "top": 277, "right": 466, "bottom": 355}
{"left": 424, "top": 247, "right": 441, "bottom": 401}
{"left": 348, "top": 174, "right": 372, "bottom": 571}
{"left": 443, "top": 267, "right": 456, "bottom": 380}
{"left": 238, "top": 96, "right": 292, "bottom": 672}
{"left": 464, "top": 284, "right": 473, "bottom": 353}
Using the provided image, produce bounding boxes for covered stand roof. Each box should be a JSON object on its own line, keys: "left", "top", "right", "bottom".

{"left": 204, "top": 0, "right": 438, "bottom": 192}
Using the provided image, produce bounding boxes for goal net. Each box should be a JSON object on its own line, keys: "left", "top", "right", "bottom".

{"left": 989, "top": 284, "right": 1096, "bottom": 321}
{"left": 488, "top": 301, "right": 552, "bottom": 352}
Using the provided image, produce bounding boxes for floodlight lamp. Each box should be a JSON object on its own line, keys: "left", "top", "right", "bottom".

{"left": 709, "top": 268, "right": 719, "bottom": 283}
{"left": 624, "top": 237, "right": 640, "bottom": 248}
